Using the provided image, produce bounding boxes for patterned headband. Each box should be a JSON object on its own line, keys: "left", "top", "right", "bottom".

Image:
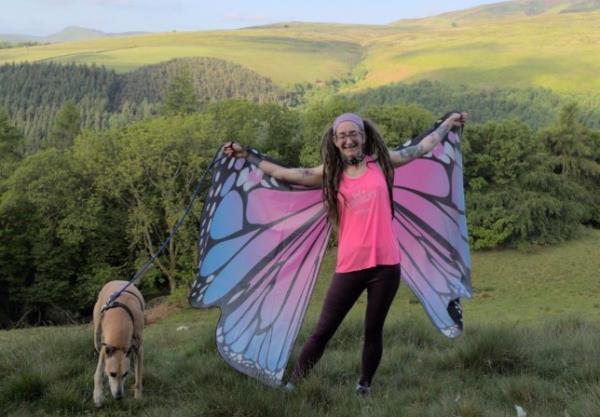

{"left": 333, "top": 113, "right": 364, "bottom": 133}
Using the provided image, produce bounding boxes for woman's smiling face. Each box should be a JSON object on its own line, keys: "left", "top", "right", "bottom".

{"left": 334, "top": 121, "right": 365, "bottom": 160}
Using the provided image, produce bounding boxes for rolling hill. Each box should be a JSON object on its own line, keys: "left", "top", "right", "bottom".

{"left": 0, "top": 26, "right": 146, "bottom": 44}
{"left": 0, "top": 0, "right": 598, "bottom": 93}
{"left": 414, "top": 0, "right": 600, "bottom": 23}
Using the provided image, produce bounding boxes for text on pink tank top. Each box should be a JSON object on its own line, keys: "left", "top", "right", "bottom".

{"left": 335, "top": 157, "right": 400, "bottom": 273}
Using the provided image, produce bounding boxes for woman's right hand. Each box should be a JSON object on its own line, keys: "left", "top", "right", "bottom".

{"left": 445, "top": 112, "right": 468, "bottom": 127}
{"left": 223, "top": 141, "right": 248, "bottom": 159}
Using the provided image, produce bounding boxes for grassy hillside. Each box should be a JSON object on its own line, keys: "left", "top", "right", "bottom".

{"left": 0, "top": 1, "right": 598, "bottom": 93}
{"left": 1, "top": 229, "right": 599, "bottom": 416}
{"left": 0, "top": 30, "right": 364, "bottom": 86}
{"left": 421, "top": 0, "right": 600, "bottom": 23}
{"left": 360, "top": 11, "right": 600, "bottom": 92}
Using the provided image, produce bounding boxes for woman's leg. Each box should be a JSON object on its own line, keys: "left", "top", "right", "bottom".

{"left": 359, "top": 265, "right": 400, "bottom": 386}
{"left": 292, "top": 271, "right": 366, "bottom": 380}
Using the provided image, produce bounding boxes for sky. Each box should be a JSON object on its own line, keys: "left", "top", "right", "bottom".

{"left": 0, "top": 0, "right": 505, "bottom": 36}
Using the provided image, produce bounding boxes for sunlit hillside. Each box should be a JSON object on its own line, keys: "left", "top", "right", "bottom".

{"left": 0, "top": 30, "right": 365, "bottom": 86}
{"left": 358, "top": 11, "right": 600, "bottom": 92}
{"left": 410, "top": 0, "right": 600, "bottom": 24}
{"left": 0, "top": 0, "right": 598, "bottom": 92}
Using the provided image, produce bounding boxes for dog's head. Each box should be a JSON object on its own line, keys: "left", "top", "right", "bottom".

{"left": 103, "top": 345, "right": 131, "bottom": 400}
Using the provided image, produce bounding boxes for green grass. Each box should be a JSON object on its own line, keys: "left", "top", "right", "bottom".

{"left": 2, "top": 229, "right": 600, "bottom": 416}
{"left": 356, "top": 12, "right": 600, "bottom": 93}
{"left": 1, "top": 11, "right": 598, "bottom": 93}
{"left": 0, "top": 30, "right": 364, "bottom": 86}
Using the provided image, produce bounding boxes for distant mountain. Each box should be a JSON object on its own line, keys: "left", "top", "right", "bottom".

{"left": 0, "top": 33, "right": 44, "bottom": 43}
{"left": 47, "top": 26, "right": 148, "bottom": 42}
{"left": 0, "top": 26, "right": 147, "bottom": 44}
{"left": 46, "top": 26, "right": 109, "bottom": 42}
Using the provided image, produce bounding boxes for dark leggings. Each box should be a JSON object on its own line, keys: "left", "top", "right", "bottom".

{"left": 292, "top": 264, "right": 400, "bottom": 386}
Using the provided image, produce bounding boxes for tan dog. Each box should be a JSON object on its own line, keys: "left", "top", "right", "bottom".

{"left": 93, "top": 280, "right": 145, "bottom": 407}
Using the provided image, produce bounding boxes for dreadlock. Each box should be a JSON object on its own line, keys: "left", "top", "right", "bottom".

{"left": 321, "top": 118, "right": 395, "bottom": 226}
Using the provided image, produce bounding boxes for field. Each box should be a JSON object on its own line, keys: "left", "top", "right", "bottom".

{"left": 0, "top": 30, "right": 365, "bottom": 86}
{"left": 2, "top": 229, "right": 600, "bottom": 417}
{"left": 1, "top": 10, "right": 599, "bottom": 93}
{"left": 357, "top": 12, "right": 600, "bottom": 93}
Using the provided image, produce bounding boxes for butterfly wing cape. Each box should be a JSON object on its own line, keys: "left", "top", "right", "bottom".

{"left": 393, "top": 113, "right": 472, "bottom": 337}
{"left": 189, "top": 150, "right": 331, "bottom": 386}
{"left": 190, "top": 113, "right": 471, "bottom": 385}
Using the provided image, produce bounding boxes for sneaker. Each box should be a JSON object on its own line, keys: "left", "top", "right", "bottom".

{"left": 447, "top": 298, "right": 464, "bottom": 331}
{"left": 355, "top": 383, "right": 371, "bottom": 397}
{"left": 283, "top": 382, "right": 295, "bottom": 392}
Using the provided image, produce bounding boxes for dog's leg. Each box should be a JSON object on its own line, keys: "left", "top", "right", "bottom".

{"left": 94, "top": 321, "right": 102, "bottom": 353}
{"left": 93, "top": 348, "right": 105, "bottom": 407}
{"left": 134, "top": 346, "right": 143, "bottom": 399}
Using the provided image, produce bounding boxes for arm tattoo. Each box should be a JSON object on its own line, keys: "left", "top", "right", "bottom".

{"left": 433, "top": 124, "right": 451, "bottom": 141}
{"left": 396, "top": 144, "right": 424, "bottom": 163}
{"left": 299, "top": 168, "right": 313, "bottom": 178}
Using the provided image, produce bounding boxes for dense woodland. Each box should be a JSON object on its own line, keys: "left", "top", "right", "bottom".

{"left": 0, "top": 59, "right": 599, "bottom": 328}
{"left": 345, "top": 80, "right": 600, "bottom": 130}
{"left": 0, "top": 59, "right": 287, "bottom": 152}
{"left": 3, "top": 61, "right": 600, "bottom": 153}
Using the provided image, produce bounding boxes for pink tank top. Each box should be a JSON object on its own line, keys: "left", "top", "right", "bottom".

{"left": 335, "top": 157, "right": 401, "bottom": 273}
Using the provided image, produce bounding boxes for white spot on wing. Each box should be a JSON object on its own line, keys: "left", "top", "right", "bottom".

{"left": 228, "top": 290, "right": 244, "bottom": 304}
{"left": 237, "top": 168, "right": 249, "bottom": 187}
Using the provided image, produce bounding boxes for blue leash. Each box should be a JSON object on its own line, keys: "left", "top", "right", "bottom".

{"left": 102, "top": 151, "right": 226, "bottom": 312}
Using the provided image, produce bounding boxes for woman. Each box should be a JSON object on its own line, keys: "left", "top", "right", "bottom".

{"left": 224, "top": 111, "right": 468, "bottom": 395}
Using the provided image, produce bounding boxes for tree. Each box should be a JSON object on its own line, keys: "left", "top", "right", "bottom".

{"left": 0, "top": 148, "right": 126, "bottom": 326}
{"left": 47, "top": 101, "right": 81, "bottom": 150}
{"left": 162, "top": 69, "right": 199, "bottom": 115}
{"left": 539, "top": 103, "right": 600, "bottom": 226}
{"left": 75, "top": 114, "right": 222, "bottom": 293}
{"left": 463, "top": 117, "right": 592, "bottom": 248}
{"left": 362, "top": 104, "right": 434, "bottom": 146}
{"left": 540, "top": 103, "right": 600, "bottom": 179}
{"left": 0, "top": 107, "right": 23, "bottom": 179}
{"left": 201, "top": 100, "right": 302, "bottom": 166}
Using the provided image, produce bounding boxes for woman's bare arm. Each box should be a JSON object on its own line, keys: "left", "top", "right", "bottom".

{"left": 389, "top": 112, "right": 468, "bottom": 168}
{"left": 223, "top": 142, "right": 323, "bottom": 186}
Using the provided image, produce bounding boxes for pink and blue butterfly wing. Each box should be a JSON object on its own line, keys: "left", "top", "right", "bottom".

{"left": 393, "top": 120, "right": 472, "bottom": 338}
{"left": 190, "top": 150, "right": 331, "bottom": 385}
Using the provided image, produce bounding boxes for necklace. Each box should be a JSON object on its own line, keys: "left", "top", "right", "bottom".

{"left": 342, "top": 153, "right": 365, "bottom": 166}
